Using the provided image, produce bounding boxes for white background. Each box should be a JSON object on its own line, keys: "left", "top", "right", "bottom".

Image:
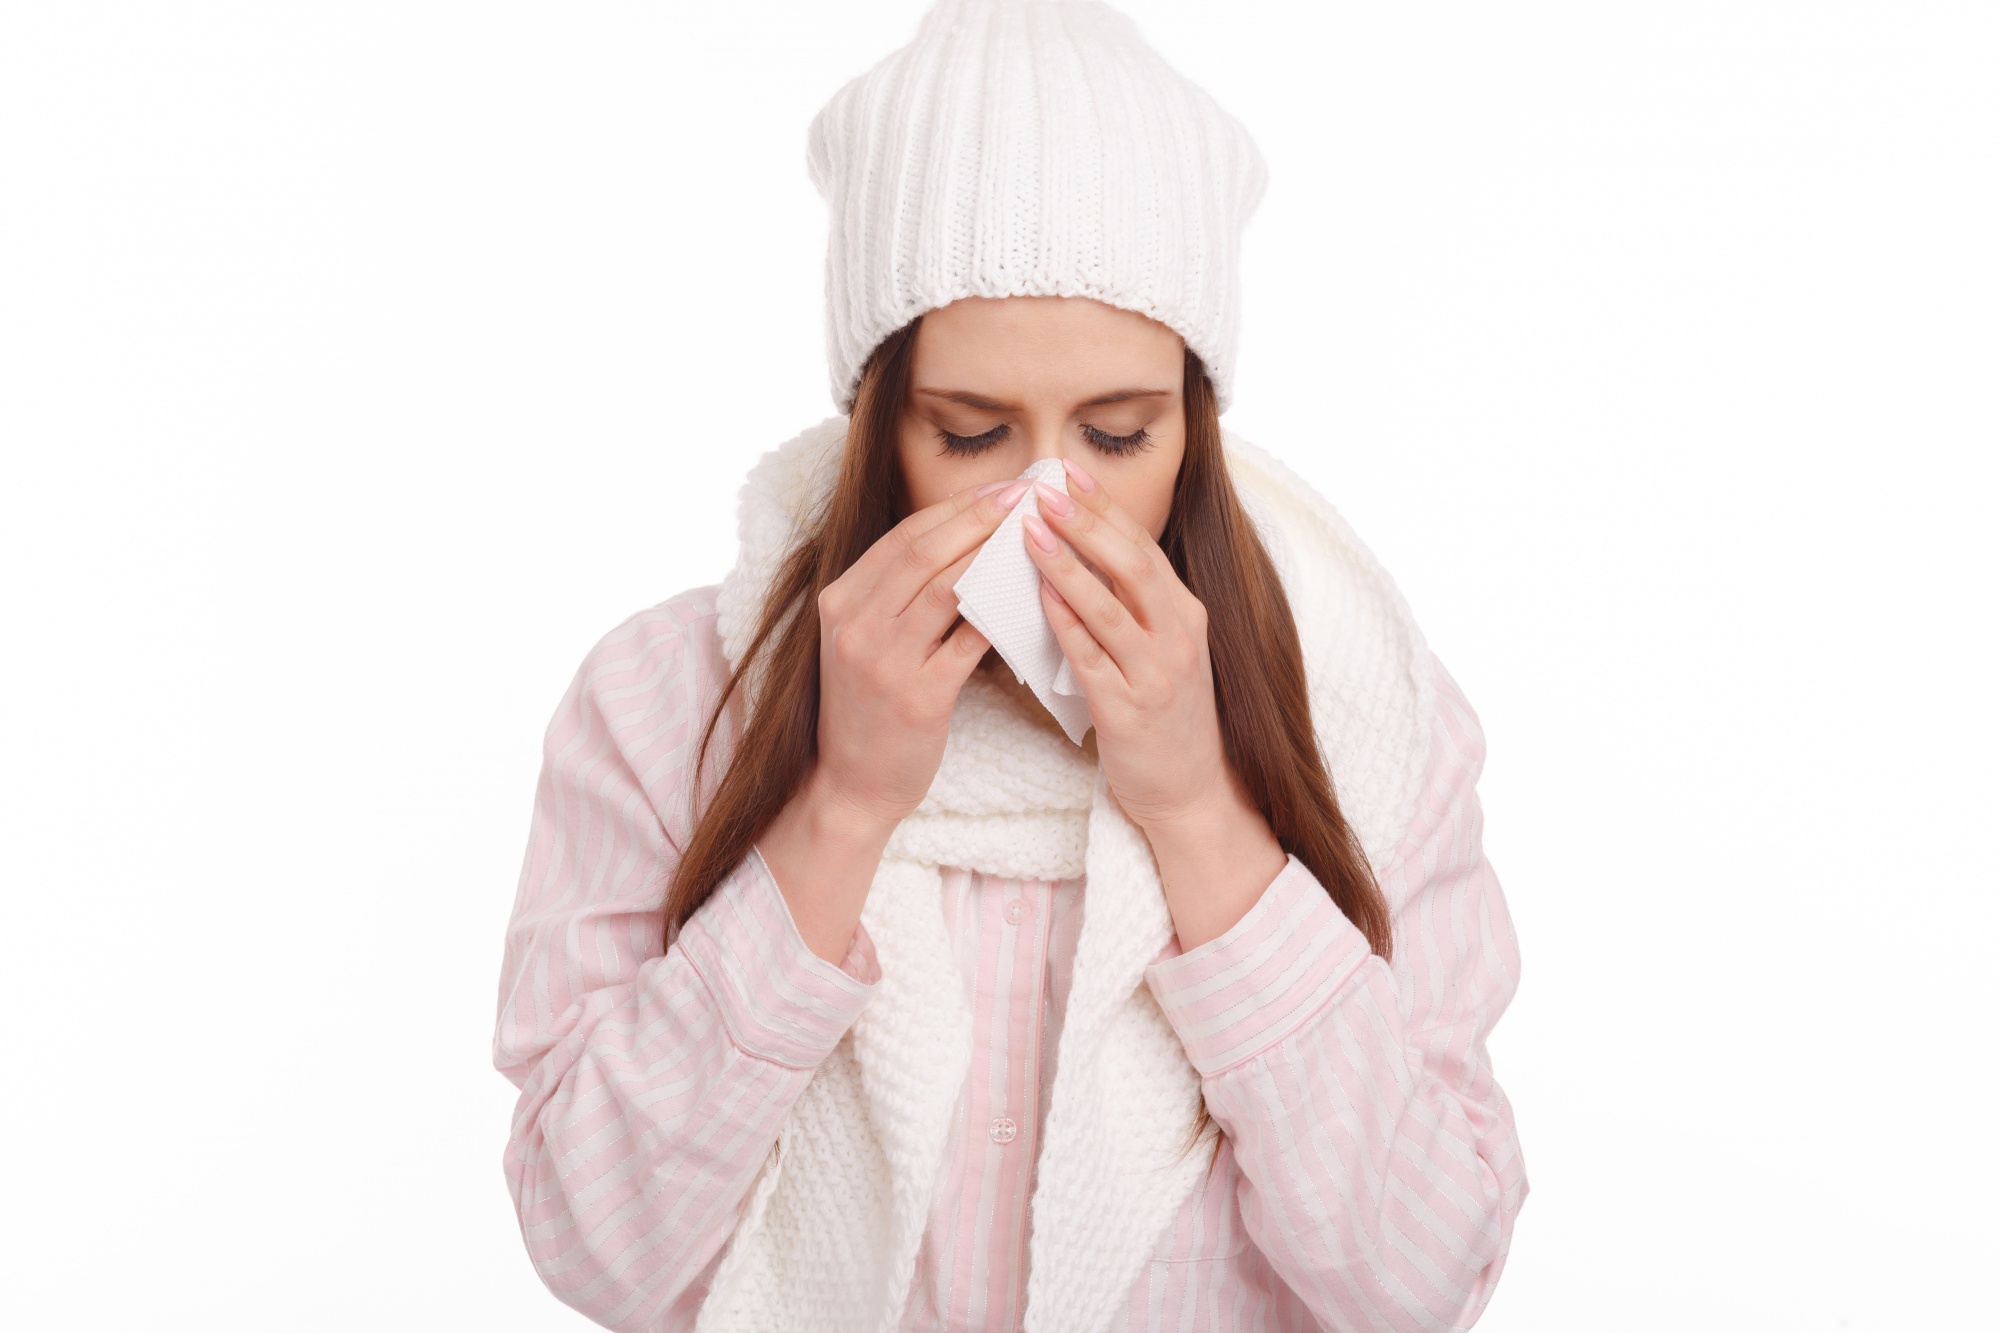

{"left": 3, "top": 1, "right": 1994, "bottom": 1328}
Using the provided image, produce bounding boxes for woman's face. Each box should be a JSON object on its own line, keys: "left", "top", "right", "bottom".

{"left": 896, "top": 296, "right": 1187, "bottom": 540}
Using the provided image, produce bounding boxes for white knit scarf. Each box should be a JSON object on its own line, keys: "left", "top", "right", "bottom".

{"left": 696, "top": 416, "right": 1435, "bottom": 1333}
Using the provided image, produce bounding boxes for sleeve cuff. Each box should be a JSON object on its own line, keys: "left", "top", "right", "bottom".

{"left": 1144, "top": 853, "right": 1375, "bottom": 1077}
{"left": 675, "top": 846, "right": 879, "bottom": 1069}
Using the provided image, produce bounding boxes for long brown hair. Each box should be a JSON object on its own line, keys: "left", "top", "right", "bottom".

{"left": 665, "top": 317, "right": 1393, "bottom": 970}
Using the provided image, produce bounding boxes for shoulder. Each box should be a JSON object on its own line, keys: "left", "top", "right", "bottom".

{"left": 558, "top": 586, "right": 733, "bottom": 850}
{"left": 569, "top": 586, "right": 730, "bottom": 703}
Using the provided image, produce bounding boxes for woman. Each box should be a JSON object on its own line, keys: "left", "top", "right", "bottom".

{"left": 492, "top": 2, "right": 1526, "bottom": 1330}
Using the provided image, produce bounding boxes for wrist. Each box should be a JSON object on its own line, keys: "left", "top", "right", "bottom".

{"left": 1142, "top": 799, "right": 1275, "bottom": 869}
{"left": 790, "top": 764, "right": 901, "bottom": 855}
{"left": 772, "top": 756, "right": 900, "bottom": 872}
{"left": 758, "top": 765, "right": 898, "bottom": 965}
{"left": 1131, "top": 774, "right": 1262, "bottom": 849}
{"left": 1137, "top": 778, "right": 1287, "bottom": 953}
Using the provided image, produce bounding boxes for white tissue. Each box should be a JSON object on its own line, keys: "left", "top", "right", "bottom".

{"left": 953, "top": 458, "right": 1093, "bottom": 745}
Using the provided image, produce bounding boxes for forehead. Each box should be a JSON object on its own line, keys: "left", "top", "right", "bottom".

{"left": 912, "top": 296, "right": 1184, "bottom": 401}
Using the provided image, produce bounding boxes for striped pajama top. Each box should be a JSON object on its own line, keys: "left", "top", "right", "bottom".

{"left": 492, "top": 588, "right": 1527, "bottom": 1331}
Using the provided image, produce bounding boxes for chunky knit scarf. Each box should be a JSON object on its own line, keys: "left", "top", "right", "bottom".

{"left": 698, "top": 416, "right": 1434, "bottom": 1333}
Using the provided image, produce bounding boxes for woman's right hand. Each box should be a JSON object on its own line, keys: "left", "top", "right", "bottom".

{"left": 812, "top": 475, "right": 1029, "bottom": 822}
{"left": 758, "top": 475, "right": 1029, "bottom": 960}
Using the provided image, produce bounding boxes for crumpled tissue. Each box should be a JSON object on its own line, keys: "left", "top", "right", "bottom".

{"left": 952, "top": 457, "right": 1092, "bottom": 744}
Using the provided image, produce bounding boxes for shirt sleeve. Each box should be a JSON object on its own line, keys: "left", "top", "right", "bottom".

{"left": 492, "top": 600, "right": 878, "bottom": 1332}
{"left": 1144, "top": 653, "right": 1528, "bottom": 1332}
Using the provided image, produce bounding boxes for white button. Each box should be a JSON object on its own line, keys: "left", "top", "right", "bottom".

{"left": 1003, "top": 899, "right": 1029, "bottom": 925}
{"left": 989, "top": 1116, "right": 1018, "bottom": 1145}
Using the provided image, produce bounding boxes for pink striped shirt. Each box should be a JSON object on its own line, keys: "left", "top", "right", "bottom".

{"left": 493, "top": 587, "right": 1527, "bottom": 1331}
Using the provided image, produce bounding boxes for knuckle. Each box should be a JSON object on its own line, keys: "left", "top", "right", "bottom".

{"left": 922, "top": 576, "right": 959, "bottom": 613}
{"left": 902, "top": 532, "right": 937, "bottom": 573}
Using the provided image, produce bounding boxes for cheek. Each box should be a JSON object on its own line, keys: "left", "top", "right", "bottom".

{"left": 897, "top": 428, "right": 1031, "bottom": 514}
{"left": 1108, "top": 448, "right": 1183, "bottom": 541}
{"left": 895, "top": 431, "right": 956, "bottom": 513}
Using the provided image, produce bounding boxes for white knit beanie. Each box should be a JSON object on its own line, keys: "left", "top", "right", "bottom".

{"left": 806, "top": 0, "right": 1269, "bottom": 414}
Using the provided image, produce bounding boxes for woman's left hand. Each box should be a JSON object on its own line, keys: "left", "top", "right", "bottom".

{"left": 1020, "top": 468, "right": 1231, "bottom": 833}
{"left": 1023, "top": 464, "right": 1288, "bottom": 949}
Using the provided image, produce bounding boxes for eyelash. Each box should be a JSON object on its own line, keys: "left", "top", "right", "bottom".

{"left": 936, "top": 424, "right": 1008, "bottom": 456}
{"left": 935, "top": 422, "right": 1154, "bottom": 457}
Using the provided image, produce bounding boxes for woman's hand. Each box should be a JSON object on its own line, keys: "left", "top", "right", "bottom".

{"left": 1023, "top": 463, "right": 1287, "bottom": 949}
{"left": 759, "top": 476, "right": 1027, "bottom": 960}
{"left": 1020, "top": 466, "right": 1222, "bottom": 826}
{"left": 813, "top": 476, "right": 1028, "bottom": 822}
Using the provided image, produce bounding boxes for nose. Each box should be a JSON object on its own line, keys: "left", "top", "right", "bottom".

{"left": 1020, "top": 416, "right": 1067, "bottom": 465}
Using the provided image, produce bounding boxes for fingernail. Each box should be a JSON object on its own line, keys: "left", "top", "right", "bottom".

{"left": 992, "top": 479, "right": 1031, "bottom": 508}
{"left": 973, "top": 479, "right": 1011, "bottom": 498}
{"left": 1034, "top": 480, "right": 1074, "bottom": 516}
{"left": 1023, "top": 513, "right": 1059, "bottom": 553}
{"left": 1061, "top": 458, "right": 1097, "bottom": 493}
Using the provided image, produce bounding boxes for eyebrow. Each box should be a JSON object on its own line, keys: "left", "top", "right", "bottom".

{"left": 915, "top": 387, "right": 1172, "bottom": 410}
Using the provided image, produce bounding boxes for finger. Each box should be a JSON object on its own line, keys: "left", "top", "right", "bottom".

{"left": 844, "top": 476, "right": 1027, "bottom": 598}
{"left": 870, "top": 477, "right": 1031, "bottom": 617}
{"left": 1060, "top": 459, "right": 1157, "bottom": 547}
{"left": 923, "top": 614, "right": 991, "bottom": 686}
{"left": 897, "top": 543, "right": 982, "bottom": 655}
{"left": 1038, "top": 571, "right": 1125, "bottom": 692}
{"left": 1022, "top": 511, "right": 1150, "bottom": 677}
{"left": 1029, "top": 479, "right": 1180, "bottom": 633}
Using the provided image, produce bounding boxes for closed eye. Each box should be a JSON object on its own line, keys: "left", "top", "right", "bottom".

{"left": 935, "top": 421, "right": 1155, "bottom": 457}
{"left": 936, "top": 423, "right": 1009, "bottom": 457}
{"left": 1084, "top": 423, "right": 1153, "bottom": 456}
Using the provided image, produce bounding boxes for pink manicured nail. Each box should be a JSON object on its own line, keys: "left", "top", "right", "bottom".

{"left": 1034, "top": 480, "right": 1074, "bottom": 516}
{"left": 1061, "top": 458, "right": 1097, "bottom": 493}
{"left": 991, "top": 479, "right": 1031, "bottom": 508}
{"left": 973, "top": 479, "right": 1012, "bottom": 498}
{"left": 1023, "top": 513, "right": 1059, "bottom": 553}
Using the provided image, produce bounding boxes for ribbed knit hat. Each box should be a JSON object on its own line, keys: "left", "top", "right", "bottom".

{"left": 806, "top": 0, "right": 1269, "bottom": 414}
